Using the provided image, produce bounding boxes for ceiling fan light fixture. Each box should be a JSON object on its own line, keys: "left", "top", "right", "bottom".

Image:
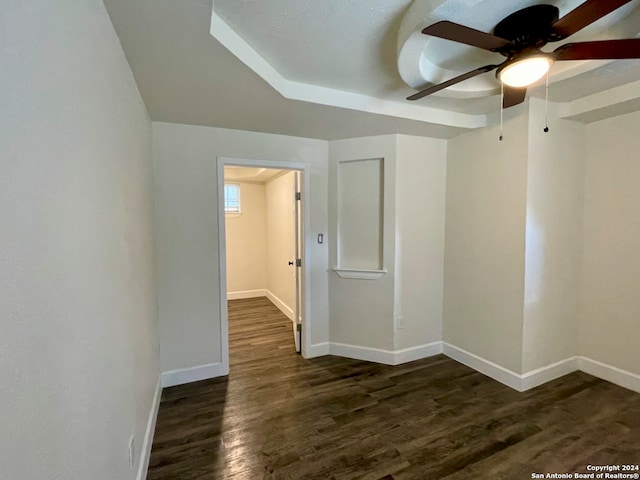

{"left": 497, "top": 55, "right": 554, "bottom": 88}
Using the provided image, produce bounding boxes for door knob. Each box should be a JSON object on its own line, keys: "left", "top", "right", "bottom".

{"left": 288, "top": 261, "right": 294, "bottom": 265}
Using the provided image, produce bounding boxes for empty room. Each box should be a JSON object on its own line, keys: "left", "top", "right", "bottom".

{"left": 2, "top": 1, "right": 640, "bottom": 479}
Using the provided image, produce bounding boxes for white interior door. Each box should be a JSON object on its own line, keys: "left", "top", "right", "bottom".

{"left": 293, "top": 171, "right": 302, "bottom": 353}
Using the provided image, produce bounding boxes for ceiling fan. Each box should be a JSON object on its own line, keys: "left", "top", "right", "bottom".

{"left": 406, "top": 0, "right": 640, "bottom": 108}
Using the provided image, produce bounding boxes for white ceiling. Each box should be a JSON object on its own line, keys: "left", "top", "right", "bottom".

{"left": 103, "top": 0, "right": 640, "bottom": 140}
{"left": 215, "top": 0, "right": 413, "bottom": 98}
{"left": 224, "top": 166, "right": 286, "bottom": 184}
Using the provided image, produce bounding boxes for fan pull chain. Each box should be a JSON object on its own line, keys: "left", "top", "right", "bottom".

{"left": 499, "top": 82, "right": 504, "bottom": 141}
{"left": 544, "top": 71, "right": 550, "bottom": 133}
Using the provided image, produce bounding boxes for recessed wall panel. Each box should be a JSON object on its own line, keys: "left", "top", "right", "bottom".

{"left": 337, "top": 158, "right": 384, "bottom": 270}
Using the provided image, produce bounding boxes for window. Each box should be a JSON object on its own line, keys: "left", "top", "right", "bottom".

{"left": 224, "top": 183, "right": 241, "bottom": 214}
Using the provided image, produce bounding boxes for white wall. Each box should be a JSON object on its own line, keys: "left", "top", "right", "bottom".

{"left": 225, "top": 182, "right": 267, "bottom": 294}
{"left": 444, "top": 112, "right": 529, "bottom": 373}
{"left": 266, "top": 172, "right": 297, "bottom": 316}
{"left": 580, "top": 110, "right": 640, "bottom": 376}
{"left": 0, "top": 1, "right": 159, "bottom": 479}
{"left": 522, "top": 100, "right": 586, "bottom": 372}
{"left": 444, "top": 100, "right": 640, "bottom": 389}
{"left": 394, "top": 135, "right": 447, "bottom": 351}
{"left": 329, "top": 135, "right": 397, "bottom": 351}
{"left": 149, "top": 105, "right": 640, "bottom": 394}
{"left": 152, "top": 122, "right": 329, "bottom": 372}
{"left": 328, "top": 134, "right": 448, "bottom": 356}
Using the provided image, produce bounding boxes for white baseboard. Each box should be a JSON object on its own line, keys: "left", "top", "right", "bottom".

{"left": 265, "top": 290, "right": 294, "bottom": 322}
{"left": 579, "top": 356, "right": 640, "bottom": 394}
{"left": 329, "top": 342, "right": 397, "bottom": 365}
{"left": 442, "top": 342, "right": 524, "bottom": 391}
{"left": 441, "top": 342, "right": 640, "bottom": 394}
{"left": 161, "top": 362, "right": 227, "bottom": 388}
{"left": 520, "top": 356, "right": 580, "bottom": 391}
{"left": 227, "top": 289, "right": 267, "bottom": 300}
{"left": 136, "top": 378, "right": 162, "bottom": 480}
{"left": 306, "top": 342, "right": 330, "bottom": 358}
{"left": 392, "top": 342, "right": 444, "bottom": 364}
{"left": 328, "top": 341, "right": 442, "bottom": 366}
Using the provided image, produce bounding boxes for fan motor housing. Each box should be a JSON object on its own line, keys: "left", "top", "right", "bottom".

{"left": 493, "top": 4, "right": 560, "bottom": 50}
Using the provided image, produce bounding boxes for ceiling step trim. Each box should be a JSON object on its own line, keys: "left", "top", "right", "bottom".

{"left": 557, "top": 78, "right": 640, "bottom": 123}
{"left": 209, "top": 6, "right": 487, "bottom": 130}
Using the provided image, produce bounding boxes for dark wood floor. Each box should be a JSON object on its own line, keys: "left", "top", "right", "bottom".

{"left": 147, "top": 297, "right": 640, "bottom": 479}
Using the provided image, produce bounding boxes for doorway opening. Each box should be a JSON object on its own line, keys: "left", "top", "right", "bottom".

{"left": 217, "top": 157, "right": 310, "bottom": 374}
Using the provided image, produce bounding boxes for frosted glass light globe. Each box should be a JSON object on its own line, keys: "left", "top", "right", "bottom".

{"left": 498, "top": 56, "right": 553, "bottom": 88}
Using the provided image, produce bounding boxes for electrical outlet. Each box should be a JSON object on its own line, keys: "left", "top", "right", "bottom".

{"left": 129, "top": 436, "right": 135, "bottom": 469}
{"left": 397, "top": 315, "right": 404, "bottom": 330}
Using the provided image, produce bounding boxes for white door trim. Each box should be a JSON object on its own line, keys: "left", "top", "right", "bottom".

{"left": 216, "top": 157, "right": 312, "bottom": 375}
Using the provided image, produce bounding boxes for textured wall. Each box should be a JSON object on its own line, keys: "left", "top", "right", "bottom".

{"left": 0, "top": 1, "right": 159, "bottom": 478}
{"left": 580, "top": 110, "right": 640, "bottom": 376}
{"left": 394, "top": 135, "right": 447, "bottom": 351}
{"left": 444, "top": 114, "right": 529, "bottom": 373}
{"left": 152, "top": 122, "right": 329, "bottom": 371}
{"left": 522, "top": 99, "right": 585, "bottom": 372}
{"left": 266, "top": 172, "right": 298, "bottom": 316}
{"left": 329, "top": 135, "right": 397, "bottom": 351}
{"left": 225, "top": 182, "right": 268, "bottom": 294}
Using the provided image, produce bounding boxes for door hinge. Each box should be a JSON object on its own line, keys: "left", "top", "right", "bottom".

{"left": 296, "top": 323, "right": 302, "bottom": 332}
{"left": 296, "top": 258, "right": 302, "bottom": 267}
{"left": 295, "top": 191, "right": 301, "bottom": 201}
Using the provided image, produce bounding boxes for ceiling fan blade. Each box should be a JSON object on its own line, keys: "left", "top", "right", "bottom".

{"left": 553, "top": 39, "right": 640, "bottom": 61}
{"left": 422, "top": 21, "right": 512, "bottom": 52}
{"left": 552, "top": 0, "right": 633, "bottom": 39}
{"left": 407, "top": 64, "right": 500, "bottom": 101}
{"left": 503, "top": 86, "right": 527, "bottom": 108}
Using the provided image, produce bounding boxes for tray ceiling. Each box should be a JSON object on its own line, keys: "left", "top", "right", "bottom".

{"left": 104, "top": 0, "right": 640, "bottom": 139}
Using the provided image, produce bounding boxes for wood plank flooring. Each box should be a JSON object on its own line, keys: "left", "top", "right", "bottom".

{"left": 147, "top": 297, "right": 640, "bottom": 479}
